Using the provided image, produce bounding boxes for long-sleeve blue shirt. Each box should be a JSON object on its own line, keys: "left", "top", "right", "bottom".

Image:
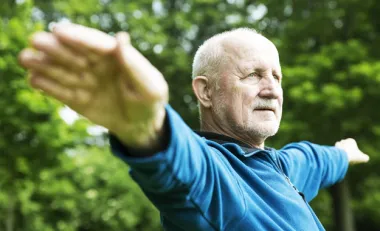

{"left": 110, "top": 105, "right": 349, "bottom": 231}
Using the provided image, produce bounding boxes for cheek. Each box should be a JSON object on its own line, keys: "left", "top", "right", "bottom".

{"left": 239, "top": 86, "right": 260, "bottom": 120}
{"left": 241, "top": 85, "right": 260, "bottom": 105}
{"left": 278, "top": 88, "right": 284, "bottom": 107}
{"left": 230, "top": 84, "right": 256, "bottom": 107}
{"left": 219, "top": 80, "right": 241, "bottom": 102}
{"left": 219, "top": 85, "right": 245, "bottom": 120}
{"left": 277, "top": 89, "right": 284, "bottom": 119}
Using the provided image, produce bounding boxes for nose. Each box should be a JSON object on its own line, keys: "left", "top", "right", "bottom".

{"left": 258, "top": 75, "right": 282, "bottom": 99}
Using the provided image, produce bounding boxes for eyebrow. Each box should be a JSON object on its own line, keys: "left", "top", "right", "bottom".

{"left": 238, "top": 59, "right": 282, "bottom": 76}
{"left": 253, "top": 67, "right": 282, "bottom": 76}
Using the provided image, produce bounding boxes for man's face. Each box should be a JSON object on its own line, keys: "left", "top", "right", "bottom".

{"left": 211, "top": 35, "right": 283, "bottom": 140}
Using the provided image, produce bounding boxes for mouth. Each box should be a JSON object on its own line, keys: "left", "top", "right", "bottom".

{"left": 254, "top": 107, "right": 275, "bottom": 113}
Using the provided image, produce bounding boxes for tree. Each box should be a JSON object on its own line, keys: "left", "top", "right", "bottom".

{"left": 27, "top": 146, "right": 161, "bottom": 231}
{"left": 0, "top": 1, "right": 161, "bottom": 230}
{"left": 0, "top": 1, "right": 75, "bottom": 229}
{"left": 2, "top": 0, "right": 380, "bottom": 230}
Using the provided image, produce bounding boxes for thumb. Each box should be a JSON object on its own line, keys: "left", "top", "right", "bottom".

{"left": 114, "top": 32, "right": 167, "bottom": 100}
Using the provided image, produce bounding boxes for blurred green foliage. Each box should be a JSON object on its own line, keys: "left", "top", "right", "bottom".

{"left": 0, "top": 0, "right": 379, "bottom": 230}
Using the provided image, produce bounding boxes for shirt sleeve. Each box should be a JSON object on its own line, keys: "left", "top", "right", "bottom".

{"left": 278, "top": 141, "right": 349, "bottom": 202}
{"left": 109, "top": 105, "right": 246, "bottom": 230}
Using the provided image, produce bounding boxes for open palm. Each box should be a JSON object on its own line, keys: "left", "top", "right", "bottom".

{"left": 19, "top": 24, "right": 168, "bottom": 147}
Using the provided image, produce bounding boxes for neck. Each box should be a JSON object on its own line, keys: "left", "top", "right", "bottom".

{"left": 200, "top": 111, "right": 265, "bottom": 149}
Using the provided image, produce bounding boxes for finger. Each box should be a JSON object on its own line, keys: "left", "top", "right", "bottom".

{"left": 53, "top": 23, "right": 117, "bottom": 55}
{"left": 350, "top": 153, "right": 370, "bottom": 164}
{"left": 29, "top": 73, "right": 74, "bottom": 104}
{"left": 19, "top": 48, "right": 44, "bottom": 69}
{"left": 29, "top": 73, "right": 92, "bottom": 106}
{"left": 20, "top": 49, "right": 97, "bottom": 88}
{"left": 359, "top": 153, "right": 370, "bottom": 162}
{"left": 115, "top": 32, "right": 168, "bottom": 100}
{"left": 30, "top": 32, "right": 87, "bottom": 70}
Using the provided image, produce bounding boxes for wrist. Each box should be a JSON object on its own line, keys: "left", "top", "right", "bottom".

{"left": 113, "top": 105, "right": 167, "bottom": 151}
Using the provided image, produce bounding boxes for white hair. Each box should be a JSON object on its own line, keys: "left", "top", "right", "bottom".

{"left": 192, "top": 28, "right": 261, "bottom": 81}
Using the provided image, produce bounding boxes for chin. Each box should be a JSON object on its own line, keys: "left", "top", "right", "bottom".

{"left": 248, "top": 121, "right": 279, "bottom": 138}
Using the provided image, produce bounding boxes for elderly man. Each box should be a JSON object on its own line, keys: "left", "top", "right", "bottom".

{"left": 19, "top": 23, "right": 369, "bottom": 231}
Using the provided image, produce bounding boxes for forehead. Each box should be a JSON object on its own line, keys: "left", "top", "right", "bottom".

{"left": 222, "top": 35, "right": 281, "bottom": 71}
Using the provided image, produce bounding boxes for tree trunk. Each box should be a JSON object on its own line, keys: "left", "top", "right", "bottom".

{"left": 5, "top": 193, "right": 15, "bottom": 231}
{"left": 330, "top": 179, "right": 355, "bottom": 231}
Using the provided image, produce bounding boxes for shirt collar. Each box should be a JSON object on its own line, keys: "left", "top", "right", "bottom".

{"left": 194, "top": 131, "right": 273, "bottom": 157}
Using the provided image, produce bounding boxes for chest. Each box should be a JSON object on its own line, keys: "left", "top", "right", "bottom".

{"left": 229, "top": 154, "right": 319, "bottom": 230}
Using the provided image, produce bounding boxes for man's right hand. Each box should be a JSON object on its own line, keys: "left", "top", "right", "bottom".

{"left": 19, "top": 23, "right": 169, "bottom": 149}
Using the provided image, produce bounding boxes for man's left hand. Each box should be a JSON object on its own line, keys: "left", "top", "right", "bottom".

{"left": 335, "top": 138, "right": 370, "bottom": 164}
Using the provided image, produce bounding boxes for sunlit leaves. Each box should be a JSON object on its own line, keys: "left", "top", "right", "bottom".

{"left": 2, "top": 0, "right": 380, "bottom": 230}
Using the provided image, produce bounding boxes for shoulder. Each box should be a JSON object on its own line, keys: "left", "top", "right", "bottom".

{"left": 281, "top": 141, "right": 316, "bottom": 151}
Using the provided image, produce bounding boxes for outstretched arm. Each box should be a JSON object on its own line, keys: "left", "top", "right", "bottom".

{"left": 278, "top": 138, "right": 369, "bottom": 202}
{"left": 18, "top": 24, "right": 246, "bottom": 230}
{"left": 19, "top": 23, "right": 168, "bottom": 151}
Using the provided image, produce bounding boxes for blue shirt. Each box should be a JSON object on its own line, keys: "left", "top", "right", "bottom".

{"left": 110, "top": 105, "right": 349, "bottom": 231}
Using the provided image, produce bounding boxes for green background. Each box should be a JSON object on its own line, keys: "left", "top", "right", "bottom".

{"left": 1, "top": 0, "right": 379, "bottom": 230}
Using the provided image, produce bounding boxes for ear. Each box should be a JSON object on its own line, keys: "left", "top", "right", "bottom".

{"left": 192, "top": 76, "right": 212, "bottom": 108}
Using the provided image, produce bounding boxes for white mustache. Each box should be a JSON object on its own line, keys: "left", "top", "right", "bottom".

{"left": 253, "top": 99, "right": 278, "bottom": 111}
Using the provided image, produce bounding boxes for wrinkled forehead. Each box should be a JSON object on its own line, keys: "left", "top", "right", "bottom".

{"left": 221, "top": 35, "right": 281, "bottom": 70}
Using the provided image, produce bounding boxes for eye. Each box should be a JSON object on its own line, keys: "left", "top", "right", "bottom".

{"left": 247, "top": 72, "right": 260, "bottom": 78}
{"left": 273, "top": 74, "right": 281, "bottom": 82}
